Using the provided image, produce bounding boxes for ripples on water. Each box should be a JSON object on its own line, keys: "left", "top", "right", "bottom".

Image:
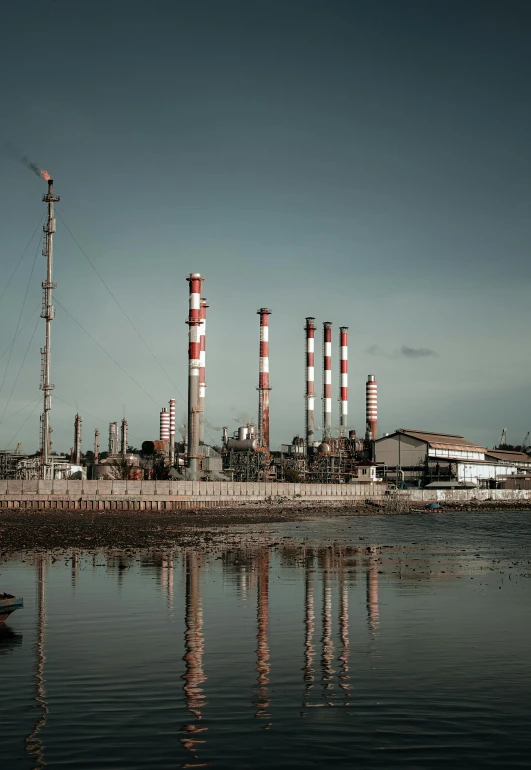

{"left": 2, "top": 512, "right": 531, "bottom": 769}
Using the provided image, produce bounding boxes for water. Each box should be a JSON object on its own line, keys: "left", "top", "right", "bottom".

{"left": 2, "top": 511, "right": 531, "bottom": 769}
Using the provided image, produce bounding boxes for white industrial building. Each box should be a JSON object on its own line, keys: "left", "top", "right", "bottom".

{"left": 374, "top": 429, "right": 523, "bottom": 488}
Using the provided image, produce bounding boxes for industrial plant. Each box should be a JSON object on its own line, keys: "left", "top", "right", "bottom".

{"left": 1, "top": 175, "right": 530, "bottom": 492}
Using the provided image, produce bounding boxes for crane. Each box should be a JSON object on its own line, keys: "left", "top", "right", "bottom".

{"left": 498, "top": 428, "right": 507, "bottom": 448}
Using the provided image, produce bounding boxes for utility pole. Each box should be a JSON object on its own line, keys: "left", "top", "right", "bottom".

{"left": 40, "top": 178, "right": 59, "bottom": 478}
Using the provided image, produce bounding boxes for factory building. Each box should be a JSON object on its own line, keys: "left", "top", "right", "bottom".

{"left": 374, "top": 429, "right": 522, "bottom": 488}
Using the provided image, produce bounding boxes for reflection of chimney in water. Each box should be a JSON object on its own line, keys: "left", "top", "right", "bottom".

{"left": 160, "top": 553, "right": 174, "bottom": 607}
{"left": 303, "top": 553, "right": 316, "bottom": 708}
{"left": 366, "top": 552, "right": 380, "bottom": 636}
{"left": 338, "top": 567, "right": 351, "bottom": 702}
{"left": 26, "top": 555, "right": 48, "bottom": 766}
{"left": 180, "top": 552, "right": 208, "bottom": 757}
{"left": 71, "top": 551, "right": 79, "bottom": 589}
{"left": 320, "top": 551, "right": 335, "bottom": 704}
{"left": 254, "top": 550, "right": 271, "bottom": 725}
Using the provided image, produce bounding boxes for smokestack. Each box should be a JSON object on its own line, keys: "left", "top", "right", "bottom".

{"left": 257, "top": 308, "right": 272, "bottom": 450}
{"left": 109, "top": 421, "right": 118, "bottom": 454}
{"left": 339, "top": 327, "right": 348, "bottom": 436}
{"left": 169, "top": 399, "right": 176, "bottom": 464}
{"left": 160, "top": 408, "right": 170, "bottom": 449}
{"left": 120, "top": 418, "right": 128, "bottom": 455}
{"left": 366, "top": 374, "right": 378, "bottom": 440}
{"left": 322, "top": 322, "right": 332, "bottom": 441}
{"left": 305, "top": 317, "right": 316, "bottom": 450}
{"left": 40, "top": 178, "right": 60, "bottom": 478}
{"left": 198, "top": 298, "right": 209, "bottom": 444}
{"left": 186, "top": 273, "right": 204, "bottom": 476}
{"left": 94, "top": 429, "right": 100, "bottom": 464}
{"left": 73, "top": 413, "right": 82, "bottom": 465}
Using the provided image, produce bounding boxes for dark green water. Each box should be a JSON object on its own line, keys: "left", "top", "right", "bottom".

{"left": 2, "top": 512, "right": 531, "bottom": 769}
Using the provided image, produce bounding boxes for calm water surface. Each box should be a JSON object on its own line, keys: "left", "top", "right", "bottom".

{"left": 2, "top": 512, "right": 531, "bottom": 769}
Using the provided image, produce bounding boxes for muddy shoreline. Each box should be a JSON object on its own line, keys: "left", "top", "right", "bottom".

{"left": 0, "top": 500, "right": 528, "bottom": 552}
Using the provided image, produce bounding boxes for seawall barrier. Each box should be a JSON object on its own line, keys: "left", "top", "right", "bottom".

{"left": 0, "top": 480, "right": 529, "bottom": 510}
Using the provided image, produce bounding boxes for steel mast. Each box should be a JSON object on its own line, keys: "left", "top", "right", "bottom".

{"left": 40, "top": 179, "right": 59, "bottom": 478}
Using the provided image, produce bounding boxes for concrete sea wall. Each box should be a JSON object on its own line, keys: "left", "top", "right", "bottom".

{"left": 0, "top": 480, "right": 530, "bottom": 510}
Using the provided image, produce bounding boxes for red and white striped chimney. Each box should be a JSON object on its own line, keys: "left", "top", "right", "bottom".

{"left": 198, "top": 298, "right": 209, "bottom": 445}
{"left": 305, "top": 317, "right": 316, "bottom": 449}
{"left": 169, "top": 398, "right": 176, "bottom": 463}
{"left": 186, "top": 273, "right": 204, "bottom": 476}
{"left": 257, "top": 308, "right": 272, "bottom": 450}
{"left": 366, "top": 374, "right": 378, "bottom": 440}
{"left": 160, "top": 407, "right": 170, "bottom": 448}
{"left": 339, "top": 327, "right": 348, "bottom": 435}
{"left": 322, "top": 322, "right": 332, "bottom": 441}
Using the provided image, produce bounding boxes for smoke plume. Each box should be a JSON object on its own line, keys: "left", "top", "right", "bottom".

{"left": 2, "top": 141, "right": 50, "bottom": 180}
{"left": 367, "top": 344, "right": 437, "bottom": 359}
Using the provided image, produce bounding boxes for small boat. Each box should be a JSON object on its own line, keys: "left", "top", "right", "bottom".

{"left": 410, "top": 503, "right": 446, "bottom": 513}
{"left": 0, "top": 593, "right": 23, "bottom": 623}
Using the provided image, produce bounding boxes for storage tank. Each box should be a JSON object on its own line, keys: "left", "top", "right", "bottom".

{"left": 226, "top": 438, "right": 259, "bottom": 452}
{"left": 238, "top": 426, "right": 249, "bottom": 441}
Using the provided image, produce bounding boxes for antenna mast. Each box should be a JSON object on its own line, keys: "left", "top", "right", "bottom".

{"left": 40, "top": 179, "right": 59, "bottom": 478}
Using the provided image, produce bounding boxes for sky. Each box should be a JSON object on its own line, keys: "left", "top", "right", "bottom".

{"left": 0, "top": 0, "right": 530, "bottom": 454}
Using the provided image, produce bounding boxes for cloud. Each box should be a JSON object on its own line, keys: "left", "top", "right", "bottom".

{"left": 400, "top": 345, "right": 437, "bottom": 359}
{"left": 366, "top": 344, "right": 438, "bottom": 359}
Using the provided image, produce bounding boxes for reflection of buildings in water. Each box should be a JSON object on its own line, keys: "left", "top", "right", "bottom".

{"left": 366, "top": 553, "right": 380, "bottom": 636}
{"left": 320, "top": 551, "right": 335, "bottom": 705}
{"left": 180, "top": 551, "right": 208, "bottom": 763}
{"left": 26, "top": 555, "right": 48, "bottom": 768}
{"left": 254, "top": 550, "right": 271, "bottom": 725}
{"left": 338, "top": 569, "right": 351, "bottom": 701}
{"left": 302, "top": 554, "right": 316, "bottom": 708}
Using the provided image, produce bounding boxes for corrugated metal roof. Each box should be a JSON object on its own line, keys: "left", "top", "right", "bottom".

{"left": 429, "top": 442, "right": 487, "bottom": 453}
{"left": 397, "top": 429, "right": 485, "bottom": 450}
{"left": 485, "top": 450, "right": 531, "bottom": 463}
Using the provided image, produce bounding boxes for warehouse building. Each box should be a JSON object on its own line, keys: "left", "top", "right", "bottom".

{"left": 374, "top": 429, "right": 521, "bottom": 488}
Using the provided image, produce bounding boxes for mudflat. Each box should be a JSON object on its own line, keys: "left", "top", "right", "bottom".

{"left": 0, "top": 500, "right": 529, "bottom": 551}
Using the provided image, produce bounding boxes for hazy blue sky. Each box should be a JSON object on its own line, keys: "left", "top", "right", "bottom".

{"left": 1, "top": 0, "right": 530, "bottom": 453}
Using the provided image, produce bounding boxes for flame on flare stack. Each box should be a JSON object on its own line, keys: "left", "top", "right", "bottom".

{"left": 41, "top": 170, "right": 51, "bottom": 181}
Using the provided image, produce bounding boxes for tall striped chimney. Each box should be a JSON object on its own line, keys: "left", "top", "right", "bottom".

{"left": 186, "top": 273, "right": 204, "bottom": 476}
{"left": 339, "top": 327, "right": 348, "bottom": 436}
{"left": 160, "top": 408, "right": 170, "bottom": 448}
{"left": 169, "top": 398, "right": 176, "bottom": 464}
{"left": 322, "top": 322, "right": 332, "bottom": 441}
{"left": 198, "top": 298, "right": 209, "bottom": 444}
{"left": 366, "top": 374, "right": 378, "bottom": 440}
{"left": 305, "top": 317, "right": 316, "bottom": 449}
{"left": 257, "top": 308, "right": 272, "bottom": 450}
